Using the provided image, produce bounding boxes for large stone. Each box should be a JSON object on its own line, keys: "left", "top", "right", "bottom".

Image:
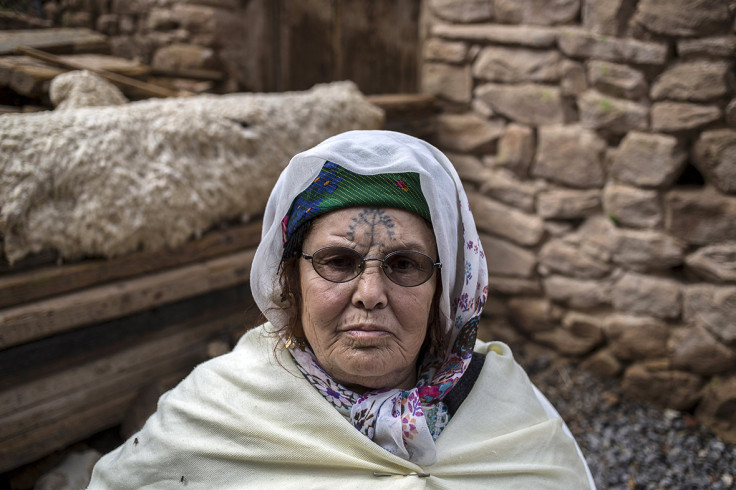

{"left": 447, "top": 102, "right": 483, "bottom": 148}
{"left": 473, "top": 47, "right": 563, "bottom": 83}
{"left": 467, "top": 191, "right": 545, "bottom": 246}
{"left": 727, "top": 99, "right": 736, "bottom": 127}
{"left": 560, "top": 60, "right": 587, "bottom": 96}
{"left": 651, "top": 102, "right": 722, "bottom": 133}
{"left": 507, "top": 297, "right": 562, "bottom": 333}
{"left": 422, "top": 62, "right": 472, "bottom": 104}
{"left": 587, "top": 60, "right": 647, "bottom": 100}
{"left": 532, "top": 124, "right": 606, "bottom": 188}
{"left": 538, "top": 238, "right": 612, "bottom": 279}
{"left": 684, "top": 285, "right": 736, "bottom": 345}
{"left": 565, "top": 311, "right": 605, "bottom": 342}
{"left": 651, "top": 61, "right": 732, "bottom": 102}
{"left": 693, "top": 129, "right": 736, "bottom": 194}
{"left": 151, "top": 43, "right": 219, "bottom": 72}
{"left": 479, "top": 168, "right": 540, "bottom": 212}
{"left": 49, "top": 70, "right": 128, "bottom": 110}
{"left": 533, "top": 323, "right": 602, "bottom": 357}
{"left": 496, "top": 123, "right": 535, "bottom": 178}
{"left": 447, "top": 153, "right": 487, "bottom": 185}
{"left": 622, "top": 363, "right": 703, "bottom": 410}
{"left": 0, "top": 82, "right": 384, "bottom": 263}
{"left": 436, "top": 113, "right": 505, "bottom": 152}
{"left": 610, "top": 131, "right": 686, "bottom": 188}
{"left": 670, "top": 326, "right": 736, "bottom": 375}
{"left": 666, "top": 188, "right": 736, "bottom": 245}
{"left": 678, "top": 36, "right": 736, "bottom": 58}
{"left": 537, "top": 188, "right": 601, "bottom": 219}
{"left": 423, "top": 38, "right": 468, "bottom": 63}
{"left": 610, "top": 229, "right": 686, "bottom": 272}
{"left": 603, "top": 184, "right": 663, "bottom": 228}
{"left": 581, "top": 348, "right": 623, "bottom": 377}
{"left": 697, "top": 374, "right": 736, "bottom": 444}
{"left": 578, "top": 90, "right": 649, "bottom": 134}
{"left": 558, "top": 27, "right": 668, "bottom": 65}
{"left": 685, "top": 243, "right": 736, "bottom": 283}
{"left": 612, "top": 272, "right": 681, "bottom": 319}
{"left": 495, "top": 0, "right": 580, "bottom": 25}
{"left": 475, "top": 83, "right": 566, "bottom": 126}
{"left": 428, "top": 0, "right": 493, "bottom": 22}
{"left": 480, "top": 233, "right": 537, "bottom": 278}
{"left": 576, "top": 215, "right": 618, "bottom": 262}
{"left": 488, "top": 276, "right": 542, "bottom": 295}
{"left": 544, "top": 275, "right": 613, "bottom": 309}
{"left": 582, "top": 0, "right": 637, "bottom": 36}
{"left": 431, "top": 23, "right": 558, "bottom": 48}
{"left": 605, "top": 314, "right": 670, "bottom": 361}
{"left": 632, "top": 0, "right": 733, "bottom": 37}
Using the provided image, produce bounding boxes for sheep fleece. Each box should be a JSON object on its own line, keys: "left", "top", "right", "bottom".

{"left": 0, "top": 82, "right": 384, "bottom": 264}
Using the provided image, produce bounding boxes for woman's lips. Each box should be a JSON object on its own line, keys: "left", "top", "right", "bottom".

{"left": 341, "top": 324, "right": 391, "bottom": 339}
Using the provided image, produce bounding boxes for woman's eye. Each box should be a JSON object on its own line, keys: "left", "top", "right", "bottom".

{"left": 391, "top": 256, "right": 419, "bottom": 271}
{"left": 322, "top": 254, "right": 356, "bottom": 270}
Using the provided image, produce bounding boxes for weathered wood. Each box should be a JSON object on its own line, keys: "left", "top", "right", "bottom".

{"left": 0, "top": 28, "right": 108, "bottom": 56}
{"left": 149, "top": 66, "right": 225, "bottom": 81}
{"left": 0, "top": 310, "right": 244, "bottom": 472}
{"left": 0, "top": 55, "right": 58, "bottom": 96}
{"left": 366, "top": 93, "right": 436, "bottom": 118}
{"left": 0, "top": 220, "right": 262, "bottom": 309}
{"left": 17, "top": 45, "right": 181, "bottom": 98}
{"left": 0, "top": 248, "right": 256, "bottom": 349}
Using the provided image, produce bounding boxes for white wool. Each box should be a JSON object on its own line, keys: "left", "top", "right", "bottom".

{"left": 0, "top": 82, "right": 384, "bottom": 264}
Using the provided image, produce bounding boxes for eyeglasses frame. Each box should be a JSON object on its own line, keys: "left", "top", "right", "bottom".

{"left": 301, "top": 246, "right": 442, "bottom": 287}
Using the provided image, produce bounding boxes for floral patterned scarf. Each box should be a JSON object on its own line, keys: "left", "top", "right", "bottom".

{"left": 251, "top": 130, "right": 489, "bottom": 466}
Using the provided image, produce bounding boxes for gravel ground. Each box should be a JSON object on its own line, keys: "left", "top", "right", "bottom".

{"left": 521, "top": 351, "right": 736, "bottom": 490}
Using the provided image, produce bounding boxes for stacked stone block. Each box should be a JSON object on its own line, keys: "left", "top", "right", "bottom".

{"left": 422, "top": 0, "right": 736, "bottom": 442}
{"left": 43, "top": 0, "right": 244, "bottom": 91}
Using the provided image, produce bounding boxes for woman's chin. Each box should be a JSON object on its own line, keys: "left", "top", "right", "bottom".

{"left": 328, "top": 347, "right": 415, "bottom": 390}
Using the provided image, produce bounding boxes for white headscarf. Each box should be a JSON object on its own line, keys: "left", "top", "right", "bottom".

{"left": 251, "top": 130, "right": 488, "bottom": 465}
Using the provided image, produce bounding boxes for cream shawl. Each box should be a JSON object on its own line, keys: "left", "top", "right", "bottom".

{"left": 88, "top": 325, "right": 592, "bottom": 489}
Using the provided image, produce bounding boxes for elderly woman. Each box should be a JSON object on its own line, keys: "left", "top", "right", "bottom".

{"left": 89, "top": 130, "right": 594, "bottom": 488}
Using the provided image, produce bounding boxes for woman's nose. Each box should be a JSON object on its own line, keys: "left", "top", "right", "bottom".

{"left": 352, "top": 263, "right": 388, "bottom": 310}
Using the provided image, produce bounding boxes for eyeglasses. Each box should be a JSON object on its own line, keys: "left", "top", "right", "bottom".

{"left": 301, "top": 246, "right": 441, "bottom": 287}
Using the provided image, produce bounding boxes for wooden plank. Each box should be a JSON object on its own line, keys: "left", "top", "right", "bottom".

{"left": 366, "top": 93, "right": 436, "bottom": 118}
{"left": 0, "top": 248, "right": 256, "bottom": 349}
{"left": 0, "top": 220, "right": 262, "bottom": 309}
{"left": 339, "top": 0, "right": 420, "bottom": 94}
{"left": 149, "top": 66, "right": 224, "bottom": 81}
{"left": 0, "top": 390, "right": 135, "bottom": 473}
{"left": 0, "top": 54, "right": 149, "bottom": 96}
{"left": 0, "top": 28, "right": 108, "bottom": 56}
{"left": 17, "top": 45, "right": 182, "bottom": 98}
{"left": 0, "top": 310, "right": 242, "bottom": 418}
{"left": 0, "top": 311, "right": 244, "bottom": 472}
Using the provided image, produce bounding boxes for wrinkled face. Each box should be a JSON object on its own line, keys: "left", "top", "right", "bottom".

{"left": 299, "top": 207, "right": 438, "bottom": 391}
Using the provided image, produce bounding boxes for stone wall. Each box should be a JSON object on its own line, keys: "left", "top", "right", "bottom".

{"left": 42, "top": 0, "right": 250, "bottom": 92}
{"left": 421, "top": 0, "right": 736, "bottom": 442}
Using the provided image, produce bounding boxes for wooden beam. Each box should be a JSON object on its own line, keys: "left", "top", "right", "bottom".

{"left": 0, "top": 248, "right": 256, "bottom": 349}
{"left": 0, "top": 28, "right": 108, "bottom": 56}
{"left": 16, "top": 45, "right": 183, "bottom": 98}
{"left": 0, "top": 220, "right": 263, "bottom": 309}
{"left": 0, "top": 310, "right": 245, "bottom": 472}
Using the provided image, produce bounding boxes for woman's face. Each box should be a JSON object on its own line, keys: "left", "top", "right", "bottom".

{"left": 299, "top": 207, "right": 438, "bottom": 391}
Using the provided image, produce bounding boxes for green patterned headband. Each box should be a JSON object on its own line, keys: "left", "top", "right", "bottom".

{"left": 282, "top": 161, "right": 431, "bottom": 243}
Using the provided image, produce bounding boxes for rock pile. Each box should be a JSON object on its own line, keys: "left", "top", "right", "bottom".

{"left": 423, "top": 0, "right": 736, "bottom": 442}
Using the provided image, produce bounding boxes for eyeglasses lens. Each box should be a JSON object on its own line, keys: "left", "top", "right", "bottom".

{"left": 310, "top": 247, "right": 435, "bottom": 287}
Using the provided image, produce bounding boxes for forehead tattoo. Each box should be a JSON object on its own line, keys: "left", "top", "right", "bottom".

{"left": 346, "top": 208, "right": 396, "bottom": 246}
